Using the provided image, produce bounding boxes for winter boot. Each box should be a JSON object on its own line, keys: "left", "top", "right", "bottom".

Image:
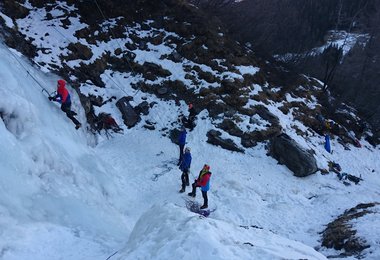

{"left": 179, "top": 188, "right": 185, "bottom": 193}
{"left": 188, "top": 192, "right": 195, "bottom": 197}
{"left": 75, "top": 123, "right": 82, "bottom": 130}
{"left": 200, "top": 204, "right": 208, "bottom": 209}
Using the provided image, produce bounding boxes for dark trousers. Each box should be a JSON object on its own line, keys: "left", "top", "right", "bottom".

{"left": 190, "top": 182, "right": 208, "bottom": 207}
{"left": 201, "top": 191, "right": 208, "bottom": 207}
{"left": 179, "top": 144, "right": 185, "bottom": 162}
{"left": 181, "top": 169, "right": 189, "bottom": 189}
{"left": 187, "top": 116, "right": 195, "bottom": 130}
{"left": 190, "top": 181, "right": 197, "bottom": 195}
{"left": 61, "top": 103, "right": 80, "bottom": 126}
{"left": 182, "top": 116, "right": 195, "bottom": 130}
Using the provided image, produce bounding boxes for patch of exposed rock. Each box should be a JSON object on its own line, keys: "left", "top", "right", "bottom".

{"left": 321, "top": 202, "right": 379, "bottom": 258}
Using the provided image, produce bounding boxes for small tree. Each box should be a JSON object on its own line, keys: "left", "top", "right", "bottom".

{"left": 321, "top": 44, "right": 343, "bottom": 91}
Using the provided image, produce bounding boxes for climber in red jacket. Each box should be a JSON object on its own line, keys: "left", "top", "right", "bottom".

{"left": 49, "top": 79, "right": 81, "bottom": 129}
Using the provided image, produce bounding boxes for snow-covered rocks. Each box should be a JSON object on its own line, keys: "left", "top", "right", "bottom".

{"left": 321, "top": 202, "right": 380, "bottom": 258}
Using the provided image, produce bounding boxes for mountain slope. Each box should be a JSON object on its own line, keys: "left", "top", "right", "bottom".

{"left": 0, "top": 1, "right": 380, "bottom": 259}
{"left": 0, "top": 41, "right": 330, "bottom": 260}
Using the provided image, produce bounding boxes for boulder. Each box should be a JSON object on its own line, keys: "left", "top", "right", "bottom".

{"left": 254, "top": 105, "right": 279, "bottom": 125}
{"left": 143, "top": 62, "right": 172, "bottom": 79}
{"left": 139, "top": 40, "right": 148, "bottom": 50}
{"left": 135, "top": 101, "right": 150, "bottom": 115}
{"left": 269, "top": 133, "right": 317, "bottom": 177}
{"left": 2, "top": 1, "right": 29, "bottom": 19}
{"left": 198, "top": 70, "right": 217, "bottom": 83}
{"left": 66, "top": 42, "right": 93, "bottom": 60}
{"left": 151, "top": 33, "right": 164, "bottom": 45}
{"left": 125, "top": 42, "right": 137, "bottom": 50}
{"left": 170, "top": 51, "right": 182, "bottom": 62}
{"left": 114, "top": 48, "right": 122, "bottom": 56}
{"left": 207, "top": 130, "right": 244, "bottom": 153}
{"left": 241, "top": 127, "right": 281, "bottom": 148}
{"left": 157, "top": 87, "right": 169, "bottom": 96}
{"left": 220, "top": 79, "right": 238, "bottom": 94}
{"left": 206, "top": 100, "right": 227, "bottom": 118}
{"left": 116, "top": 97, "right": 140, "bottom": 128}
{"left": 169, "top": 128, "right": 181, "bottom": 145}
{"left": 143, "top": 121, "right": 155, "bottom": 130}
{"left": 224, "top": 109, "right": 237, "bottom": 118}
{"left": 218, "top": 119, "right": 243, "bottom": 137}
{"left": 87, "top": 94, "right": 103, "bottom": 107}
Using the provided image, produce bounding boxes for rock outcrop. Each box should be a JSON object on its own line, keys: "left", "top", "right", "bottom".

{"left": 269, "top": 133, "right": 318, "bottom": 177}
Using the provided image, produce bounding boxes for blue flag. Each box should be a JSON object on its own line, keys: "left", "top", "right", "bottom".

{"left": 325, "top": 134, "right": 331, "bottom": 153}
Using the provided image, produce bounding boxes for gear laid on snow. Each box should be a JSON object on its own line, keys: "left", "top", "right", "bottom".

{"left": 337, "top": 172, "right": 363, "bottom": 185}
{"left": 49, "top": 79, "right": 81, "bottom": 129}
{"left": 328, "top": 161, "right": 341, "bottom": 173}
{"left": 185, "top": 199, "right": 215, "bottom": 217}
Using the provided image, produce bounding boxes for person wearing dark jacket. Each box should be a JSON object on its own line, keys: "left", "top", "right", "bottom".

{"left": 188, "top": 164, "right": 212, "bottom": 209}
{"left": 49, "top": 79, "right": 81, "bottom": 129}
{"left": 96, "top": 112, "right": 123, "bottom": 133}
{"left": 187, "top": 103, "right": 196, "bottom": 130}
{"left": 179, "top": 147, "right": 192, "bottom": 193}
{"left": 178, "top": 127, "right": 187, "bottom": 164}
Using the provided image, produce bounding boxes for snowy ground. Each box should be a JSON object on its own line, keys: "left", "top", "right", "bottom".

{"left": 1, "top": 40, "right": 380, "bottom": 260}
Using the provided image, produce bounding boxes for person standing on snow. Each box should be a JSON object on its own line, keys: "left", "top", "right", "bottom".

{"left": 49, "top": 79, "right": 81, "bottom": 129}
{"left": 187, "top": 103, "right": 196, "bottom": 130}
{"left": 179, "top": 147, "right": 192, "bottom": 193}
{"left": 178, "top": 127, "right": 187, "bottom": 165}
{"left": 188, "top": 164, "right": 212, "bottom": 209}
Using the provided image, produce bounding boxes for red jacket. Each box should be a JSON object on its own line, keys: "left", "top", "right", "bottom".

{"left": 57, "top": 80, "right": 70, "bottom": 104}
{"left": 197, "top": 170, "right": 211, "bottom": 191}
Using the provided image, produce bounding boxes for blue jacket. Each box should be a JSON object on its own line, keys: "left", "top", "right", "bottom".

{"left": 201, "top": 180, "right": 210, "bottom": 192}
{"left": 179, "top": 152, "right": 192, "bottom": 171}
{"left": 178, "top": 129, "right": 187, "bottom": 145}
